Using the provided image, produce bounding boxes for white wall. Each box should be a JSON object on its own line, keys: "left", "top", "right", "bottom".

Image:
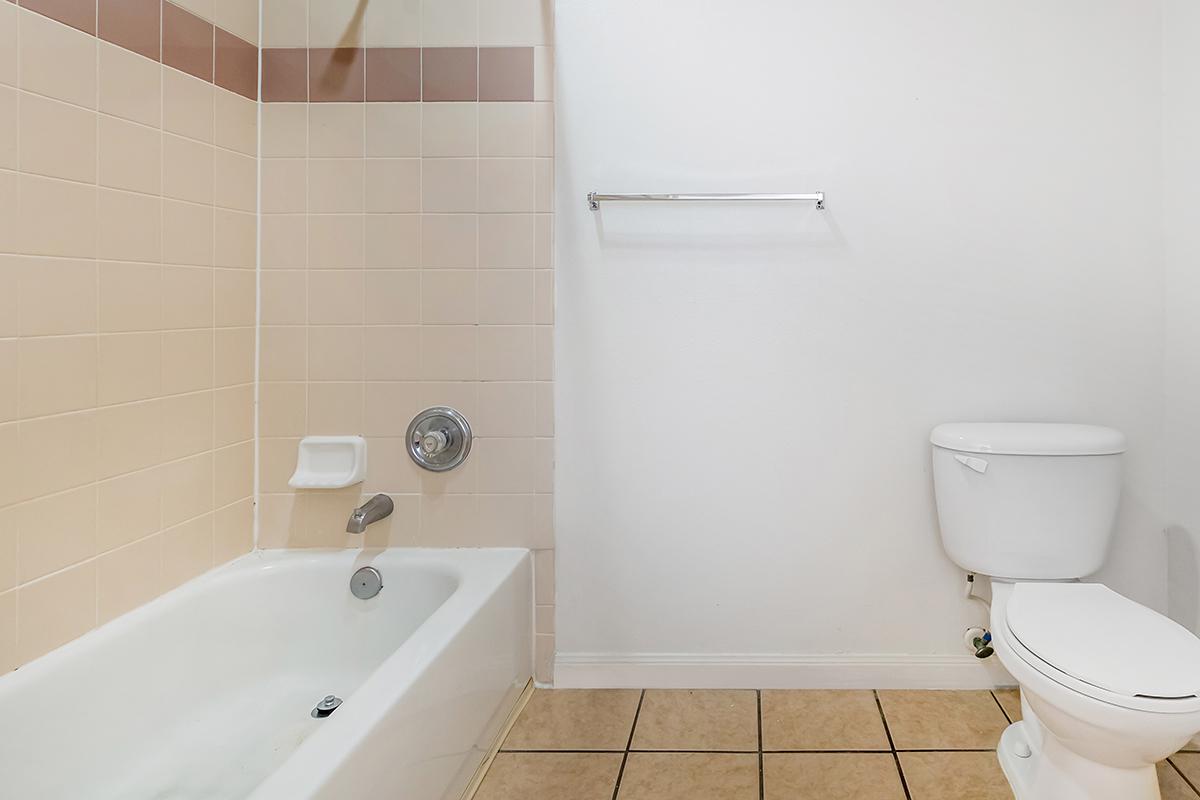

{"left": 554, "top": 0, "right": 1168, "bottom": 687}
{"left": 1163, "top": 0, "right": 1200, "bottom": 632}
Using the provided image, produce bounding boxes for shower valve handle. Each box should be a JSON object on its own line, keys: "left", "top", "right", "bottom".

{"left": 420, "top": 429, "right": 451, "bottom": 456}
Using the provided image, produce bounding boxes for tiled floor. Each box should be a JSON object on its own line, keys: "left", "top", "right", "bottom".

{"left": 474, "top": 688, "right": 1200, "bottom": 800}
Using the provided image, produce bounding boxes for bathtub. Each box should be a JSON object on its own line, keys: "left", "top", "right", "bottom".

{"left": 0, "top": 548, "right": 533, "bottom": 800}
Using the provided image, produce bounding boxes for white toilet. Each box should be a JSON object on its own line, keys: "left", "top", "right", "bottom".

{"left": 931, "top": 422, "right": 1200, "bottom": 800}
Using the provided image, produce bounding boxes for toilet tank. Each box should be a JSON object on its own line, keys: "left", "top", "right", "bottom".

{"left": 930, "top": 423, "right": 1126, "bottom": 580}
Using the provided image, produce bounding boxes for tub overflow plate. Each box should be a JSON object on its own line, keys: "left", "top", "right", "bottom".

{"left": 351, "top": 566, "right": 383, "bottom": 600}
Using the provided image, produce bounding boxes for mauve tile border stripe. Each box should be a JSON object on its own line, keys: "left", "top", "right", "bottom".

{"left": 262, "top": 46, "right": 537, "bottom": 103}
{"left": 13, "top": 0, "right": 260, "bottom": 100}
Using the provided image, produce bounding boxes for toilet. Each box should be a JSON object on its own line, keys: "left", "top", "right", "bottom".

{"left": 931, "top": 423, "right": 1200, "bottom": 800}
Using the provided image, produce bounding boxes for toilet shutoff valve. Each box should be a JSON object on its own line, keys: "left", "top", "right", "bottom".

{"left": 964, "top": 627, "right": 994, "bottom": 659}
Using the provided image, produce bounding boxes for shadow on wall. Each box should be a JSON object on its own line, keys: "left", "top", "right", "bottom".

{"left": 310, "top": 0, "right": 369, "bottom": 98}
{"left": 1168, "top": 525, "right": 1200, "bottom": 633}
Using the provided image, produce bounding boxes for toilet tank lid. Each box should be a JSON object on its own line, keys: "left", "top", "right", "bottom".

{"left": 930, "top": 423, "right": 1127, "bottom": 456}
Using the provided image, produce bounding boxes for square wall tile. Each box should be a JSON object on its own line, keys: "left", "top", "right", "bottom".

{"left": 98, "top": 114, "right": 162, "bottom": 195}
{"left": 262, "top": 0, "right": 306, "bottom": 48}
{"left": 479, "top": 0, "right": 551, "bottom": 46}
{"left": 309, "top": 47, "right": 365, "bottom": 102}
{"left": 163, "top": 66, "right": 215, "bottom": 142}
{"left": 19, "top": 92, "right": 97, "bottom": 184}
{"left": 422, "top": 47, "right": 477, "bottom": 102}
{"left": 308, "top": 0, "right": 362, "bottom": 47}
{"left": 98, "top": 0, "right": 161, "bottom": 61}
{"left": 308, "top": 102, "right": 364, "bottom": 157}
{"left": 22, "top": 0, "right": 96, "bottom": 35}
{"left": 262, "top": 47, "right": 308, "bottom": 102}
{"left": 421, "top": 158, "right": 477, "bottom": 212}
{"left": 18, "top": 175, "right": 97, "bottom": 258}
{"left": 366, "top": 102, "right": 420, "bottom": 157}
{"left": 19, "top": 9, "right": 97, "bottom": 108}
{"left": 214, "top": 88, "right": 259, "bottom": 155}
{"left": 16, "top": 484, "right": 99, "bottom": 583}
{"left": 262, "top": 102, "right": 307, "bottom": 156}
{"left": 162, "top": 1, "right": 214, "bottom": 82}
{"left": 214, "top": 0, "right": 259, "bottom": 45}
{"left": 422, "top": 102, "right": 477, "bottom": 157}
{"left": 214, "top": 28, "right": 258, "bottom": 100}
{"left": 17, "top": 561, "right": 97, "bottom": 664}
{"left": 0, "top": 3, "right": 14, "bottom": 88}
{"left": 98, "top": 42, "right": 161, "bottom": 127}
{"left": 365, "top": 159, "right": 420, "bottom": 212}
{"left": 365, "top": 0, "right": 418, "bottom": 47}
{"left": 480, "top": 102, "right": 535, "bottom": 157}
{"left": 421, "top": 0, "right": 476, "bottom": 47}
{"left": 479, "top": 47, "right": 534, "bottom": 102}
{"left": 366, "top": 47, "right": 420, "bottom": 101}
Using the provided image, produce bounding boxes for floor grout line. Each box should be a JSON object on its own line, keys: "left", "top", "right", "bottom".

{"left": 990, "top": 689, "right": 1014, "bottom": 725}
{"left": 757, "top": 689, "right": 765, "bottom": 800}
{"left": 875, "top": 690, "right": 914, "bottom": 800}
{"left": 500, "top": 747, "right": 1000, "bottom": 754}
{"left": 1170, "top": 758, "right": 1200, "bottom": 798}
{"left": 609, "top": 689, "right": 645, "bottom": 800}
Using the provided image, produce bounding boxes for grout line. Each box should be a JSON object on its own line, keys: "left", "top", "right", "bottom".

{"left": 990, "top": 690, "right": 1014, "bottom": 725}
{"left": 609, "top": 689, "right": 645, "bottom": 800}
{"left": 499, "top": 747, "right": 1004, "bottom": 754}
{"left": 502, "top": 749, "right": 626, "bottom": 754}
{"left": 1170, "top": 758, "right": 1200, "bottom": 798}
{"left": 874, "top": 690, "right": 913, "bottom": 800}
{"left": 757, "top": 689, "right": 764, "bottom": 800}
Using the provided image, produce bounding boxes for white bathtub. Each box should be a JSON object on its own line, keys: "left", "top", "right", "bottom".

{"left": 0, "top": 548, "right": 533, "bottom": 800}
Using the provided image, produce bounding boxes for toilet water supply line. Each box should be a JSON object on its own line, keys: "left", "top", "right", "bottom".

{"left": 964, "top": 574, "right": 995, "bottom": 659}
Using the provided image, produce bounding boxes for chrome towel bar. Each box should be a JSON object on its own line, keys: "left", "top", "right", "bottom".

{"left": 586, "top": 191, "right": 825, "bottom": 211}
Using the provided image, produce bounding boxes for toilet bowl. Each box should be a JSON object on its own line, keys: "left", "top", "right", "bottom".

{"left": 989, "top": 581, "right": 1200, "bottom": 800}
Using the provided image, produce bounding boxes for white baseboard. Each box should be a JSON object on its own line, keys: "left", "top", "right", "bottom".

{"left": 553, "top": 652, "right": 1014, "bottom": 689}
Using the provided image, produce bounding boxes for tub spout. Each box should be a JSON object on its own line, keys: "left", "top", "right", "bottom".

{"left": 346, "top": 494, "right": 394, "bottom": 533}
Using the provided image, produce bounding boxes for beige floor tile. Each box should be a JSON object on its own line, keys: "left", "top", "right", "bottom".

{"left": 1173, "top": 754, "right": 1200, "bottom": 792}
{"left": 1181, "top": 735, "right": 1200, "bottom": 753}
{"left": 878, "top": 690, "right": 1010, "bottom": 750}
{"left": 992, "top": 689, "right": 1022, "bottom": 722}
{"left": 761, "top": 690, "right": 890, "bottom": 751}
{"left": 1161, "top": 761, "right": 1200, "bottom": 799}
{"left": 764, "top": 753, "right": 906, "bottom": 800}
{"left": 475, "top": 752, "right": 623, "bottom": 800}
{"left": 617, "top": 753, "right": 758, "bottom": 800}
{"left": 899, "top": 752, "right": 1014, "bottom": 800}
{"left": 503, "top": 689, "right": 642, "bottom": 751}
{"left": 631, "top": 689, "right": 759, "bottom": 751}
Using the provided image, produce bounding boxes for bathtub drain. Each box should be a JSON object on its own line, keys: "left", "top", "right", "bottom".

{"left": 311, "top": 695, "right": 343, "bottom": 718}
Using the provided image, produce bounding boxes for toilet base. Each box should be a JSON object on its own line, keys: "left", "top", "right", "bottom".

{"left": 998, "top": 721, "right": 1162, "bottom": 800}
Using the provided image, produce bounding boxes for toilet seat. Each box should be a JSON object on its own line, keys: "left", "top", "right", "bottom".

{"left": 1003, "top": 583, "right": 1200, "bottom": 714}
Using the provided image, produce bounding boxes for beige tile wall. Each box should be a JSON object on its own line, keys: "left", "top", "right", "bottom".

{"left": 259, "top": 0, "right": 556, "bottom": 681}
{"left": 0, "top": 2, "right": 258, "bottom": 672}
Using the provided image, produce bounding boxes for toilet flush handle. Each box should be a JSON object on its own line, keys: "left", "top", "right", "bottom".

{"left": 954, "top": 454, "right": 989, "bottom": 474}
